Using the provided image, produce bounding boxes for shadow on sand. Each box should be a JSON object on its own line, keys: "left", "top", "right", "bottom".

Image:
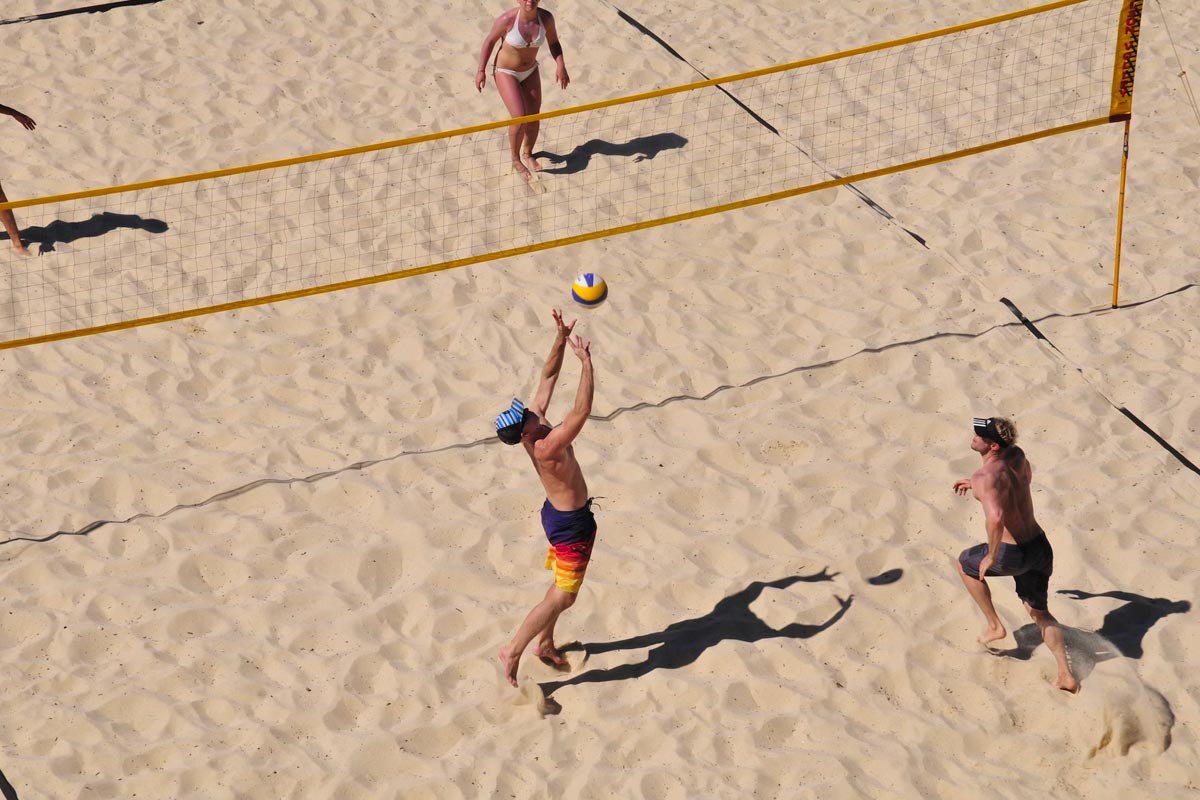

{"left": 0, "top": 0, "right": 166, "bottom": 26}
{"left": 1057, "top": 587, "right": 1191, "bottom": 659}
{"left": 535, "top": 132, "right": 687, "bottom": 175}
{"left": 988, "top": 587, "right": 1190, "bottom": 682}
{"left": 4, "top": 211, "right": 169, "bottom": 255}
{"left": 540, "top": 569, "right": 853, "bottom": 697}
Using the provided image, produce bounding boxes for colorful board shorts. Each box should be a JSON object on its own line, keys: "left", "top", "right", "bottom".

{"left": 541, "top": 498, "right": 597, "bottom": 594}
{"left": 959, "top": 533, "right": 1054, "bottom": 611}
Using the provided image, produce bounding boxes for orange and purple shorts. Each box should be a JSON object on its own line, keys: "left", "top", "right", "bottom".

{"left": 540, "top": 498, "right": 598, "bottom": 593}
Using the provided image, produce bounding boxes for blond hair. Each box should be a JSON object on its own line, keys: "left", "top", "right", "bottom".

{"left": 992, "top": 417, "right": 1018, "bottom": 448}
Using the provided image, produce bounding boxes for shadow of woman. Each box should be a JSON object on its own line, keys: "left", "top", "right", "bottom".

{"left": 540, "top": 569, "right": 853, "bottom": 696}
{"left": 535, "top": 132, "right": 688, "bottom": 175}
{"left": 6, "top": 211, "right": 169, "bottom": 254}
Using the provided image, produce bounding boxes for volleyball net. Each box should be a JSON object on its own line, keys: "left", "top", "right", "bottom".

{"left": 0, "top": 0, "right": 1143, "bottom": 350}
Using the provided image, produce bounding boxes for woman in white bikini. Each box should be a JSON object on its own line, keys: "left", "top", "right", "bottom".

{"left": 475, "top": 0, "right": 569, "bottom": 181}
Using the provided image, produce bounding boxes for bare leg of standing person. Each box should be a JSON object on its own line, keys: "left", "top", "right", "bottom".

{"left": 493, "top": 71, "right": 535, "bottom": 182}
{"left": 957, "top": 559, "right": 1007, "bottom": 644}
{"left": 518, "top": 70, "right": 544, "bottom": 172}
{"left": 1027, "top": 604, "right": 1079, "bottom": 693}
{"left": 497, "top": 585, "right": 575, "bottom": 687}
{"left": 0, "top": 182, "right": 29, "bottom": 256}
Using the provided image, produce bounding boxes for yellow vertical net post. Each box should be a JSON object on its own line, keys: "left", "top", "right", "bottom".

{"left": 1108, "top": 0, "right": 1144, "bottom": 308}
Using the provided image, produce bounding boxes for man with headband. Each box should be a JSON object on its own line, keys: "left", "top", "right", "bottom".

{"left": 494, "top": 308, "right": 595, "bottom": 688}
{"left": 953, "top": 416, "right": 1079, "bottom": 693}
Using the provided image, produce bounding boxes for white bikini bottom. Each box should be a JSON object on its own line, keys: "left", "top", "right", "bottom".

{"left": 494, "top": 62, "right": 538, "bottom": 82}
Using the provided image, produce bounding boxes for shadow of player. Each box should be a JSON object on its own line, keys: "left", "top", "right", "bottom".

{"left": 1057, "top": 587, "right": 1190, "bottom": 659}
{"left": 540, "top": 569, "right": 852, "bottom": 696}
{"left": 987, "top": 587, "right": 1189, "bottom": 682}
{"left": 535, "top": 132, "right": 687, "bottom": 175}
{"left": 1, "top": 0, "right": 165, "bottom": 26}
{"left": 5, "top": 211, "right": 169, "bottom": 254}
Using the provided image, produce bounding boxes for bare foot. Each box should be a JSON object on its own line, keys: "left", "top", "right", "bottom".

{"left": 512, "top": 159, "right": 544, "bottom": 194}
{"left": 1057, "top": 673, "right": 1080, "bottom": 694}
{"left": 532, "top": 641, "right": 568, "bottom": 670}
{"left": 497, "top": 645, "right": 521, "bottom": 688}
{"left": 512, "top": 158, "right": 533, "bottom": 182}
{"left": 12, "top": 243, "right": 29, "bottom": 256}
{"left": 521, "top": 150, "right": 543, "bottom": 172}
{"left": 977, "top": 623, "right": 1007, "bottom": 645}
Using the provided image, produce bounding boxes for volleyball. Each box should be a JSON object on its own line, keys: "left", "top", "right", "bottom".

{"left": 571, "top": 273, "right": 608, "bottom": 306}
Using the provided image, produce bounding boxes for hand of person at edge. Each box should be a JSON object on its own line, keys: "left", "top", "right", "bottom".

{"left": 5, "top": 109, "right": 35, "bottom": 130}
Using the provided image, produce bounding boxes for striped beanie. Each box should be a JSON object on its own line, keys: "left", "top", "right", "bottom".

{"left": 495, "top": 398, "right": 528, "bottom": 445}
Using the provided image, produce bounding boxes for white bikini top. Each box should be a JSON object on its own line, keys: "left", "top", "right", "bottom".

{"left": 504, "top": 11, "right": 546, "bottom": 48}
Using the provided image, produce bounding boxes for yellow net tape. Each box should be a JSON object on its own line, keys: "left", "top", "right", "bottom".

{"left": 0, "top": 0, "right": 1140, "bottom": 350}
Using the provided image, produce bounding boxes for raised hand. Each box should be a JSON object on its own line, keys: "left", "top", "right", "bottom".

{"left": 552, "top": 308, "right": 577, "bottom": 339}
{"left": 567, "top": 334, "right": 590, "bottom": 361}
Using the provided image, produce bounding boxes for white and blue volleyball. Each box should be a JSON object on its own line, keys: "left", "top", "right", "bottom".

{"left": 571, "top": 273, "right": 608, "bottom": 307}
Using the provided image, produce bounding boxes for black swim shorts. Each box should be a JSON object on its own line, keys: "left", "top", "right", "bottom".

{"left": 959, "top": 534, "right": 1054, "bottom": 611}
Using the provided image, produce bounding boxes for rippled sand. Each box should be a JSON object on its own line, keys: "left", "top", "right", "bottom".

{"left": 1, "top": 0, "right": 1197, "bottom": 797}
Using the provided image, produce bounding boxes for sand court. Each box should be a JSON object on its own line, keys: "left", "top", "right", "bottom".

{"left": 1, "top": 0, "right": 1199, "bottom": 797}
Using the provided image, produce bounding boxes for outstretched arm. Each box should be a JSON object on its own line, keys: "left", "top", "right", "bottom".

{"left": 530, "top": 309, "right": 576, "bottom": 416}
{"left": 537, "top": 335, "right": 592, "bottom": 458}
{"left": 0, "top": 105, "right": 36, "bottom": 130}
